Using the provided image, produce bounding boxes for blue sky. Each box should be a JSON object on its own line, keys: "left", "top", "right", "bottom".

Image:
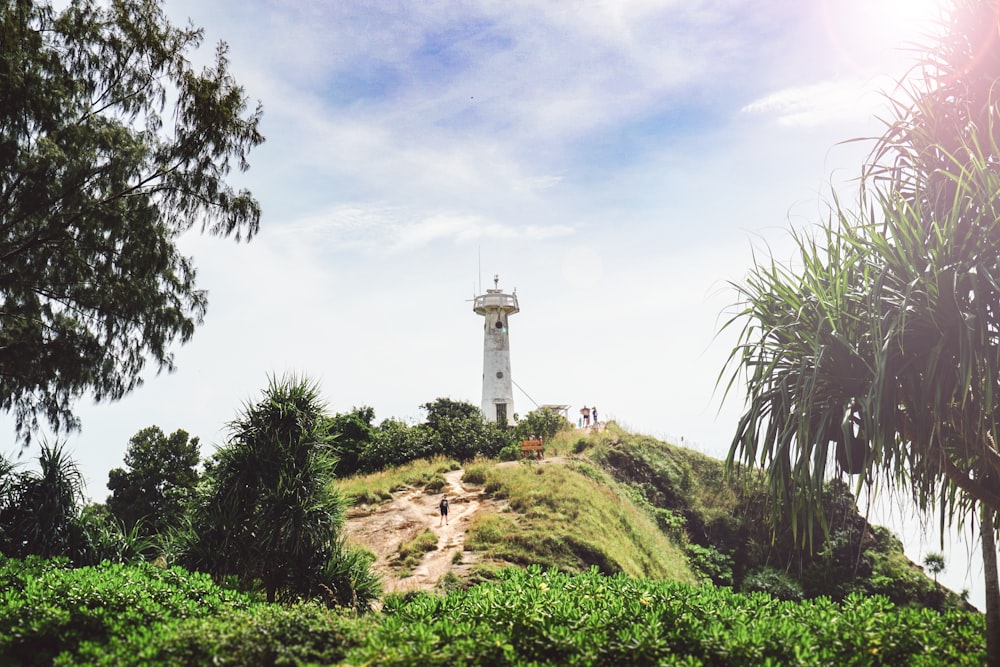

{"left": 15, "top": 0, "right": 989, "bottom": 604}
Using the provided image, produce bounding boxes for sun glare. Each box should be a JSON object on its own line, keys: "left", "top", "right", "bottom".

{"left": 821, "top": 0, "right": 947, "bottom": 76}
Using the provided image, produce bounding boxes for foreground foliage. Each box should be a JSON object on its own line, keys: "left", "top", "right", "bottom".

{"left": 365, "top": 566, "right": 984, "bottom": 666}
{"left": 182, "top": 374, "right": 379, "bottom": 608}
{"left": 0, "top": 558, "right": 984, "bottom": 666}
{"left": 0, "top": 557, "right": 363, "bottom": 667}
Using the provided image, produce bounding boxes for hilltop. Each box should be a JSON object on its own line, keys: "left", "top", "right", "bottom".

{"left": 343, "top": 422, "right": 964, "bottom": 611}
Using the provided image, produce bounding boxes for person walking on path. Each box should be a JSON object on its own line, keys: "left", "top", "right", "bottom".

{"left": 439, "top": 495, "right": 449, "bottom": 526}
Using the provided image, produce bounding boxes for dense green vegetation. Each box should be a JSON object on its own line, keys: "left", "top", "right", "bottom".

{"left": 106, "top": 426, "right": 200, "bottom": 542}
{"left": 0, "top": 397, "right": 978, "bottom": 663}
{"left": 0, "top": 557, "right": 984, "bottom": 666}
{"left": 581, "top": 424, "right": 962, "bottom": 608}
{"left": 330, "top": 401, "right": 572, "bottom": 476}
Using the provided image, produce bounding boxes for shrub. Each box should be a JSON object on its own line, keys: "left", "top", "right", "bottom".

{"left": 462, "top": 463, "right": 490, "bottom": 486}
{"left": 343, "top": 566, "right": 985, "bottom": 666}
{"left": 684, "top": 543, "right": 733, "bottom": 586}
{"left": 499, "top": 443, "right": 522, "bottom": 461}
{"left": 0, "top": 559, "right": 254, "bottom": 666}
{"left": 741, "top": 567, "right": 805, "bottom": 601}
{"left": 360, "top": 421, "right": 441, "bottom": 472}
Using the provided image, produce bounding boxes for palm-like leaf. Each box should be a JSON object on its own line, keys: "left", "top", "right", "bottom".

{"left": 184, "top": 374, "right": 350, "bottom": 605}
{"left": 721, "top": 0, "right": 1000, "bottom": 657}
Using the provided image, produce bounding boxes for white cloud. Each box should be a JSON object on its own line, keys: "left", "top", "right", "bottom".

{"left": 741, "top": 76, "right": 897, "bottom": 127}
{"left": 273, "top": 203, "right": 574, "bottom": 255}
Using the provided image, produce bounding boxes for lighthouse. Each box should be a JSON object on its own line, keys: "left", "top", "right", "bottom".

{"left": 473, "top": 275, "right": 519, "bottom": 425}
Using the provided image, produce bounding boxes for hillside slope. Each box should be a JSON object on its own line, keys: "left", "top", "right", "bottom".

{"left": 343, "top": 424, "right": 963, "bottom": 611}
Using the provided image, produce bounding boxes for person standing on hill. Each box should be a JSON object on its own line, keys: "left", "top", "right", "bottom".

{"left": 439, "top": 495, "right": 449, "bottom": 525}
{"left": 591, "top": 406, "right": 598, "bottom": 427}
{"left": 581, "top": 406, "right": 590, "bottom": 427}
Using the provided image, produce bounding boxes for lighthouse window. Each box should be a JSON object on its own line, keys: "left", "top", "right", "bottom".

{"left": 496, "top": 371, "right": 503, "bottom": 379}
{"left": 495, "top": 320, "right": 504, "bottom": 329}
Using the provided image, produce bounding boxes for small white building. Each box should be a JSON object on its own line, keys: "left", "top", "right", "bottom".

{"left": 473, "top": 275, "right": 519, "bottom": 424}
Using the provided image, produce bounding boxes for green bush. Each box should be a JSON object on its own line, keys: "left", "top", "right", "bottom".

{"left": 344, "top": 566, "right": 985, "bottom": 666}
{"left": 741, "top": 567, "right": 805, "bottom": 602}
{"left": 512, "top": 408, "right": 572, "bottom": 443}
{"left": 498, "top": 443, "right": 522, "bottom": 461}
{"left": 0, "top": 558, "right": 254, "bottom": 666}
{"left": 360, "top": 420, "right": 442, "bottom": 473}
{"left": 684, "top": 543, "right": 733, "bottom": 586}
{"left": 0, "top": 558, "right": 985, "bottom": 666}
{"left": 71, "top": 603, "right": 366, "bottom": 667}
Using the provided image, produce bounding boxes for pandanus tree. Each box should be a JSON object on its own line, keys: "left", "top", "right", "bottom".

{"left": 0, "top": 440, "right": 85, "bottom": 559}
{"left": 721, "top": 0, "right": 1000, "bottom": 662}
{"left": 185, "top": 375, "right": 341, "bottom": 603}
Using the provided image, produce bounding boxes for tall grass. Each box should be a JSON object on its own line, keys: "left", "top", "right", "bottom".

{"left": 466, "top": 462, "right": 695, "bottom": 583}
{"left": 338, "top": 456, "right": 459, "bottom": 505}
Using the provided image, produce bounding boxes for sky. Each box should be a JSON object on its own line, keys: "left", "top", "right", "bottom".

{"left": 13, "top": 0, "right": 993, "bottom": 606}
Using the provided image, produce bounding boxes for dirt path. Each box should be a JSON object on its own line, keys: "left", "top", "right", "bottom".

{"left": 344, "top": 458, "right": 568, "bottom": 594}
{"left": 343, "top": 468, "right": 486, "bottom": 593}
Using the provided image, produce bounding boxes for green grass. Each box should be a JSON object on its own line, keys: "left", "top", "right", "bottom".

{"left": 339, "top": 456, "right": 459, "bottom": 505}
{"left": 465, "top": 460, "right": 695, "bottom": 583}
{"left": 341, "top": 423, "right": 957, "bottom": 610}
{"left": 395, "top": 529, "right": 439, "bottom": 576}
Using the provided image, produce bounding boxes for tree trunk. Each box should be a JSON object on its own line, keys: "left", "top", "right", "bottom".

{"left": 983, "top": 507, "right": 1000, "bottom": 667}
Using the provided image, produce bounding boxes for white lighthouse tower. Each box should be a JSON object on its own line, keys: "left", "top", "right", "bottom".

{"left": 473, "top": 275, "right": 519, "bottom": 424}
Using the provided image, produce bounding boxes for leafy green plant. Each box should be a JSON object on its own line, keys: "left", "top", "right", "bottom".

{"left": 498, "top": 442, "right": 522, "bottom": 461}
{"left": 422, "top": 397, "right": 513, "bottom": 461}
{"left": 345, "top": 566, "right": 985, "bottom": 666}
{"left": 360, "top": 420, "right": 442, "bottom": 472}
{"left": 512, "top": 407, "right": 572, "bottom": 443}
{"left": 684, "top": 543, "right": 733, "bottom": 586}
{"left": 0, "top": 558, "right": 255, "bottom": 666}
{"left": 328, "top": 406, "right": 377, "bottom": 477}
{"left": 181, "top": 374, "right": 364, "bottom": 607}
{"left": 0, "top": 440, "right": 86, "bottom": 561}
{"left": 741, "top": 567, "right": 804, "bottom": 601}
{"left": 0, "top": 558, "right": 984, "bottom": 666}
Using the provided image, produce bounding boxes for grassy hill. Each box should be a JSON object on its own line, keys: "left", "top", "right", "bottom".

{"left": 344, "top": 422, "right": 964, "bottom": 611}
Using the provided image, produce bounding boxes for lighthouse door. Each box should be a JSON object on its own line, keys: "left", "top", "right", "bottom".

{"left": 495, "top": 403, "right": 508, "bottom": 426}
